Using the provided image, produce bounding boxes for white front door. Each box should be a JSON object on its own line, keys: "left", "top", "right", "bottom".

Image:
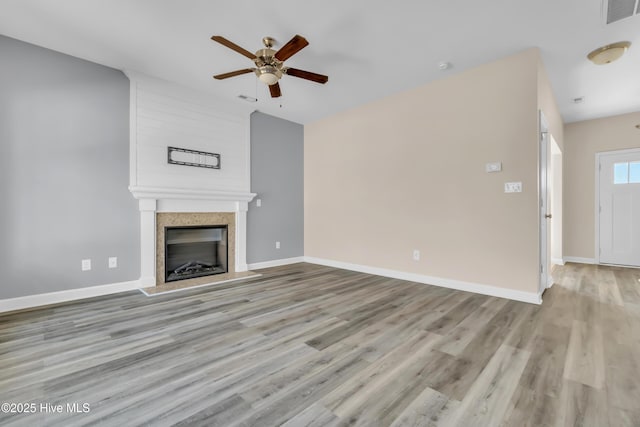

{"left": 598, "top": 149, "right": 640, "bottom": 267}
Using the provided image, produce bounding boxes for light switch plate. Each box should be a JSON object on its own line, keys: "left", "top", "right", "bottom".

{"left": 256, "top": 199, "right": 262, "bottom": 207}
{"left": 486, "top": 162, "right": 502, "bottom": 173}
{"left": 504, "top": 182, "right": 522, "bottom": 193}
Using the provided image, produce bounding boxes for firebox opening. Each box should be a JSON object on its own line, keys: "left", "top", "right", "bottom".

{"left": 164, "top": 225, "right": 228, "bottom": 282}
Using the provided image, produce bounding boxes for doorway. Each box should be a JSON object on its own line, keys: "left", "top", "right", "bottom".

{"left": 539, "top": 112, "right": 562, "bottom": 295}
{"left": 597, "top": 148, "right": 640, "bottom": 267}
{"left": 549, "top": 137, "right": 563, "bottom": 268}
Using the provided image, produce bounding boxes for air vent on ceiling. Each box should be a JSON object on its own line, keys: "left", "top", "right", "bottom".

{"left": 238, "top": 95, "right": 257, "bottom": 103}
{"left": 606, "top": 0, "right": 640, "bottom": 24}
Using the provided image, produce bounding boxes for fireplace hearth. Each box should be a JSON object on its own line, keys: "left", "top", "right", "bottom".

{"left": 164, "top": 225, "right": 228, "bottom": 282}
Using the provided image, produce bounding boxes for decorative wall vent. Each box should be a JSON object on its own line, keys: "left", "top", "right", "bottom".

{"left": 606, "top": 0, "right": 639, "bottom": 24}
{"left": 168, "top": 146, "right": 221, "bottom": 169}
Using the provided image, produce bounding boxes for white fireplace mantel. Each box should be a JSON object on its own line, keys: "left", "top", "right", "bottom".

{"left": 131, "top": 186, "right": 256, "bottom": 286}
{"left": 129, "top": 186, "right": 256, "bottom": 202}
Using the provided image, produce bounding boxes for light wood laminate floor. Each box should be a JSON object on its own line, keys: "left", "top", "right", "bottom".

{"left": 1, "top": 262, "right": 639, "bottom": 426}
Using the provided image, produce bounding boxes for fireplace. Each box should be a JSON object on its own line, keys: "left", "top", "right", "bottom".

{"left": 164, "top": 225, "right": 228, "bottom": 282}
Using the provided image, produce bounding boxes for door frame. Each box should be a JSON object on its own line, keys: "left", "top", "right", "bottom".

{"left": 538, "top": 111, "right": 550, "bottom": 295}
{"left": 595, "top": 147, "right": 640, "bottom": 265}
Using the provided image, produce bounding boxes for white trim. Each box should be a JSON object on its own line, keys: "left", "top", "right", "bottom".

{"left": 547, "top": 275, "right": 555, "bottom": 288}
{"left": 600, "top": 262, "right": 640, "bottom": 269}
{"left": 563, "top": 257, "right": 596, "bottom": 265}
{"left": 303, "top": 257, "right": 542, "bottom": 305}
{"left": 551, "top": 257, "right": 565, "bottom": 266}
{"left": 248, "top": 257, "right": 305, "bottom": 270}
{"left": 597, "top": 147, "right": 640, "bottom": 156}
{"left": 129, "top": 186, "right": 256, "bottom": 202}
{"left": 138, "top": 199, "right": 157, "bottom": 286}
{"left": 538, "top": 111, "right": 549, "bottom": 296}
{"left": 595, "top": 152, "right": 601, "bottom": 264}
{"left": 0, "top": 280, "right": 142, "bottom": 314}
{"left": 128, "top": 78, "right": 138, "bottom": 187}
{"left": 235, "top": 206, "right": 249, "bottom": 272}
{"left": 244, "top": 114, "right": 252, "bottom": 192}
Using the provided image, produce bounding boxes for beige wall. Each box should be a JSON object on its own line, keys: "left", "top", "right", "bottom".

{"left": 305, "top": 49, "right": 543, "bottom": 294}
{"left": 564, "top": 111, "right": 640, "bottom": 259}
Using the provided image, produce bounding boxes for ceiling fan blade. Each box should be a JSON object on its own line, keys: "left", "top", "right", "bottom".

{"left": 269, "top": 82, "right": 282, "bottom": 98}
{"left": 274, "top": 35, "right": 309, "bottom": 61}
{"left": 213, "top": 69, "right": 255, "bottom": 80}
{"left": 211, "top": 36, "right": 256, "bottom": 60}
{"left": 285, "top": 68, "right": 328, "bottom": 84}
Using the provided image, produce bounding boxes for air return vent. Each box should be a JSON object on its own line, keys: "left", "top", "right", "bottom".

{"left": 606, "top": 0, "right": 639, "bottom": 24}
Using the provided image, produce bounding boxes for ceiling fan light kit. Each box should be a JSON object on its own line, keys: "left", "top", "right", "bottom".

{"left": 257, "top": 65, "right": 281, "bottom": 85}
{"left": 211, "top": 34, "right": 328, "bottom": 98}
{"left": 587, "top": 41, "right": 631, "bottom": 65}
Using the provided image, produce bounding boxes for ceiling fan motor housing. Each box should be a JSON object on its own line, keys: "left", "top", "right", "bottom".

{"left": 254, "top": 48, "right": 283, "bottom": 84}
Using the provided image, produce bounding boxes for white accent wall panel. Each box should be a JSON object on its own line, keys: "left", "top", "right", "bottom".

{"left": 128, "top": 72, "right": 252, "bottom": 192}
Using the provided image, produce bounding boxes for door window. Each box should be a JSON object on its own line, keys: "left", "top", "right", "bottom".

{"left": 614, "top": 161, "right": 640, "bottom": 184}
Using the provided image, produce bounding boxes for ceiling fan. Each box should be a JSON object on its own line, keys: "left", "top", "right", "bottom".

{"left": 211, "top": 34, "right": 329, "bottom": 98}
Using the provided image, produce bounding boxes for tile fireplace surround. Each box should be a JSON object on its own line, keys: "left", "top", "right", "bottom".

{"left": 129, "top": 186, "right": 256, "bottom": 287}
{"left": 156, "top": 212, "right": 235, "bottom": 287}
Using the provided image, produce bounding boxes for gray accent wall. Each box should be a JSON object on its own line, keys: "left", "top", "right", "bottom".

{"left": 247, "top": 112, "right": 304, "bottom": 264}
{"left": 0, "top": 36, "right": 139, "bottom": 299}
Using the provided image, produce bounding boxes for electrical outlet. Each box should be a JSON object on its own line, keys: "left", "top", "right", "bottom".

{"left": 504, "top": 182, "right": 522, "bottom": 193}
{"left": 413, "top": 250, "right": 420, "bottom": 261}
{"left": 485, "top": 162, "right": 502, "bottom": 173}
{"left": 81, "top": 259, "right": 91, "bottom": 271}
{"left": 108, "top": 257, "right": 117, "bottom": 269}
{"left": 276, "top": 241, "right": 281, "bottom": 249}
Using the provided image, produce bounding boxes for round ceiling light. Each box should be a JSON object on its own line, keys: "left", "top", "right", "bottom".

{"left": 258, "top": 66, "right": 280, "bottom": 85}
{"left": 587, "top": 41, "right": 631, "bottom": 65}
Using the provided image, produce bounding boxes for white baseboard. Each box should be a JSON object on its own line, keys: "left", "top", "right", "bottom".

{"left": 0, "top": 255, "right": 545, "bottom": 312}
{"left": 563, "top": 257, "right": 596, "bottom": 265}
{"left": 248, "top": 257, "right": 305, "bottom": 270}
{"left": 0, "top": 280, "right": 142, "bottom": 314}
{"left": 551, "top": 258, "right": 565, "bottom": 266}
{"left": 304, "top": 257, "right": 541, "bottom": 305}
{"left": 547, "top": 275, "right": 555, "bottom": 288}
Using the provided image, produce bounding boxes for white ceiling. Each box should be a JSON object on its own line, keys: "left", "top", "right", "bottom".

{"left": 1, "top": 0, "right": 639, "bottom": 125}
